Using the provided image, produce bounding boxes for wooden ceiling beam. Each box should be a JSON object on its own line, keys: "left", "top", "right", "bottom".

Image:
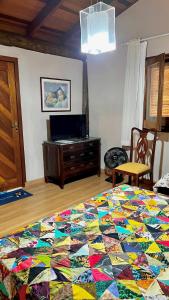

{"left": 27, "top": 0, "right": 62, "bottom": 36}
{"left": 112, "top": 0, "right": 126, "bottom": 11}
{"left": 0, "top": 13, "right": 29, "bottom": 25}
{"left": 117, "top": 0, "right": 129, "bottom": 6}
{"left": 0, "top": 30, "right": 84, "bottom": 60}
{"left": 60, "top": 5, "right": 79, "bottom": 16}
{"left": 41, "top": 26, "right": 63, "bottom": 36}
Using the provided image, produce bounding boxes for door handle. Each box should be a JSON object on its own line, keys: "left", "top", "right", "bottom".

{"left": 12, "top": 121, "right": 18, "bottom": 130}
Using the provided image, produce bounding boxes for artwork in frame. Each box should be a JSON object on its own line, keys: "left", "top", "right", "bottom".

{"left": 40, "top": 77, "right": 71, "bottom": 112}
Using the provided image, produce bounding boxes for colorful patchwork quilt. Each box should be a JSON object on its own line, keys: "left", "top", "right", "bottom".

{"left": 0, "top": 185, "right": 169, "bottom": 300}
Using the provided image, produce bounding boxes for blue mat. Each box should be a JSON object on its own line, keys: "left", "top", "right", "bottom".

{"left": 0, "top": 189, "right": 32, "bottom": 206}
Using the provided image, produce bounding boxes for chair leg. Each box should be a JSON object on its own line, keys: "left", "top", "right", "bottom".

{"left": 131, "top": 176, "right": 134, "bottom": 186}
{"left": 112, "top": 170, "right": 116, "bottom": 188}
{"left": 150, "top": 172, "right": 153, "bottom": 185}
{"left": 131, "top": 175, "right": 139, "bottom": 186}
{"left": 135, "top": 175, "right": 139, "bottom": 187}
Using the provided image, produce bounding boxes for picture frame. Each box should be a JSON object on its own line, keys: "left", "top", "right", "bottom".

{"left": 40, "top": 77, "right": 71, "bottom": 112}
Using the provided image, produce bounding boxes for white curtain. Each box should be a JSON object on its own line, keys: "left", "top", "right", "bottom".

{"left": 121, "top": 39, "right": 147, "bottom": 145}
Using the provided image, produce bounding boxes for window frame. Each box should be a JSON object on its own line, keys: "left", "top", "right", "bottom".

{"left": 144, "top": 53, "right": 167, "bottom": 131}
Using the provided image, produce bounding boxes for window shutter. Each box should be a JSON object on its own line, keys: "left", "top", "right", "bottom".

{"left": 144, "top": 53, "right": 165, "bottom": 131}
{"left": 162, "top": 63, "right": 169, "bottom": 117}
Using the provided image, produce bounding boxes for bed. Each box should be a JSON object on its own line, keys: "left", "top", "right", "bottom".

{"left": 0, "top": 185, "right": 169, "bottom": 299}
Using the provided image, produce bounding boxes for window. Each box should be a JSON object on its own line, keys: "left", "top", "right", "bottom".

{"left": 144, "top": 53, "right": 169, "bottom": 132}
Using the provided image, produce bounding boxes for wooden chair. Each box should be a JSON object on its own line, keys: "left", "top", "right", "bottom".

{"left": 112, "top": 127, "right": 157, "bottom": 188}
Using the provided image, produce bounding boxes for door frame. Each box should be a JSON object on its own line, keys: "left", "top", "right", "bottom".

{"left": 0, "top": 55, "right": 26, "bottom": 186}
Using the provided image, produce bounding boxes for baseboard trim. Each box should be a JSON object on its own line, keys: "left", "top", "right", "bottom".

{"left": 25, "top": 177, "right": 44, "bottom": 187}
{"left": 25, "top": 170, "right": 106, "bottom": 187}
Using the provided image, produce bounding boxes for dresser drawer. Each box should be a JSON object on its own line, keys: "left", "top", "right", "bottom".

{"left": 62, "top": 140, "right": 100, "bottom": 153}
{"left": 84, "top": 140, "right": 100, "bottom": 149}
{"left": 63, "top": 148, "right": 96, "bottom": 162}
{"left": 64, "top": 160, "right": 98, "bottom": 177}
{"left": 62, "top": 143, "right": 84, "bottom": 152}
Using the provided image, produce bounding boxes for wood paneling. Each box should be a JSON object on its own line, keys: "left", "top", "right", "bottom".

{"left": 0, "top": 173, "right": 111, "bottom": 237}
{"left": 43, "top": 8, "right": 79, "bottom": 32}
{"left": 0, "top": 0, "right": 138, "bottom": 58}
{"left": 43, "top": 16, "right": 74, "bottom": 32}
{"left": 0, "top": 19, "right": 27, "bottom": 35}
{"left": 0, "top": 0, "right": 45, "bottom": 21}
{"left": 61, "top": 0, "right": 95, "bottom": 13}
{"left": 27, "top": 0, "right": 62, "bottom": 36}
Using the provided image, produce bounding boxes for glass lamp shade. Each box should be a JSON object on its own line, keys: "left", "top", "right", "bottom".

{"left": 80, "top": 2, "right": 116, "bottom": 55}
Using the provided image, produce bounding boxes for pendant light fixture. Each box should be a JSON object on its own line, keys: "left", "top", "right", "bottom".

{"left": 80, "top": 1, "right": 116, "bottom": 55}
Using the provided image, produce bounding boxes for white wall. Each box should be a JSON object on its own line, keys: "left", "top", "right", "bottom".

{"left": 0, "top": 45, "right": 83, "bottom": 181}
{"left": 88, "top": 0, "right": 169, "bottom": 179}
{"left": 88, "top": 48, "right": 126, "bottom": 164}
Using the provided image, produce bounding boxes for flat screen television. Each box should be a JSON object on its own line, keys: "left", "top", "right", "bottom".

{"left": 50, "top": 114, "right": 87, "bottom": 141}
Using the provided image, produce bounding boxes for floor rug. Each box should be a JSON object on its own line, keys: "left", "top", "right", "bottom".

{"left": 0, "top": 185, "right": 169, "bottom": 299}
{"left": 0, "top": 188, "right": 32, "bottom": 206}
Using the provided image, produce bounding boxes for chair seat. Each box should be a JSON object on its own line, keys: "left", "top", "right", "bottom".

{"left": 115, "top": 162, "right": 150, "bottom": 175}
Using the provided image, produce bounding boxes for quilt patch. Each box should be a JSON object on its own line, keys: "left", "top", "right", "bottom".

{"left": 0, "top": 185, "right": 169, "bottom": 299}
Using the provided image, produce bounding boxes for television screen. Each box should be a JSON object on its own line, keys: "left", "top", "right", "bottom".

{"left": 50, "top": 114, "right": 87, "bottom": 141}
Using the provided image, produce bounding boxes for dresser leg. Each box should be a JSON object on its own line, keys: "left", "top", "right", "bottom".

{"left": 59, "top": 179, "right": 64, "bottom": 189}
{"left": 45, "top": 176, "right": 49, "bottom": 183}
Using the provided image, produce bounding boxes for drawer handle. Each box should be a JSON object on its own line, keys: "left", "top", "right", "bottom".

{"left": 70, "top": 166, "right": 75, "bottom": 170}
{"left": 80, "top": 153, "right": 85, "bottom": 157}
{"left": 89, "top": 143, "right": 93, "bottom": 146}
{"left": 89, "top": 152, "right": 94, "bottom": 155}
{"left": 89, "top": 162, "right": 94, "bottom": 166}
{"left": 80, "top": 164, "right": 85, "bottom": 167}
{"left": 70, "top": 155, "right": 75, "bottom": 159}
{"left": 69, "top": 146, "right": 74, "bottom": 150}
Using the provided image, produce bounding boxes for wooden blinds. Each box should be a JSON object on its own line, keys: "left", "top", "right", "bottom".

{"left": 144, "top": 53, "right": 169, "bottom": 131}
{"left": 162, "top": 62, "right": 169, "bottom": 117}
{"left": 149, "top": 61, "right": 169, "bottom": 117}
{"left": 149, "top": 64, "right": 159, "bottom": 117}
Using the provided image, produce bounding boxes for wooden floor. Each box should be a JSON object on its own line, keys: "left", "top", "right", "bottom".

{"left": 0, "top": 174, "right": 111, "bottom": 237}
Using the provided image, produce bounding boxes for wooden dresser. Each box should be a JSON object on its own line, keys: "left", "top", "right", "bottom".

{"left": 42, "top": 138, "right": 101, "bottom": 189}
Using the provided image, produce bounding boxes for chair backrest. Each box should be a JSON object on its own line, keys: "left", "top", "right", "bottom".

{"left": 130, "top": 127, "right": 157, "bottom": 171}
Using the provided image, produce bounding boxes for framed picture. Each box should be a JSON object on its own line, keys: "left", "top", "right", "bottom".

{"left": 40, "top": 77, "right": 71, "bottom": 112}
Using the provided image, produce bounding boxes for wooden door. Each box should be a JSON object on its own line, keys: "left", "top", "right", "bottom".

{"left": 0, "top": 56, "right": 25, "bottom": 189}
